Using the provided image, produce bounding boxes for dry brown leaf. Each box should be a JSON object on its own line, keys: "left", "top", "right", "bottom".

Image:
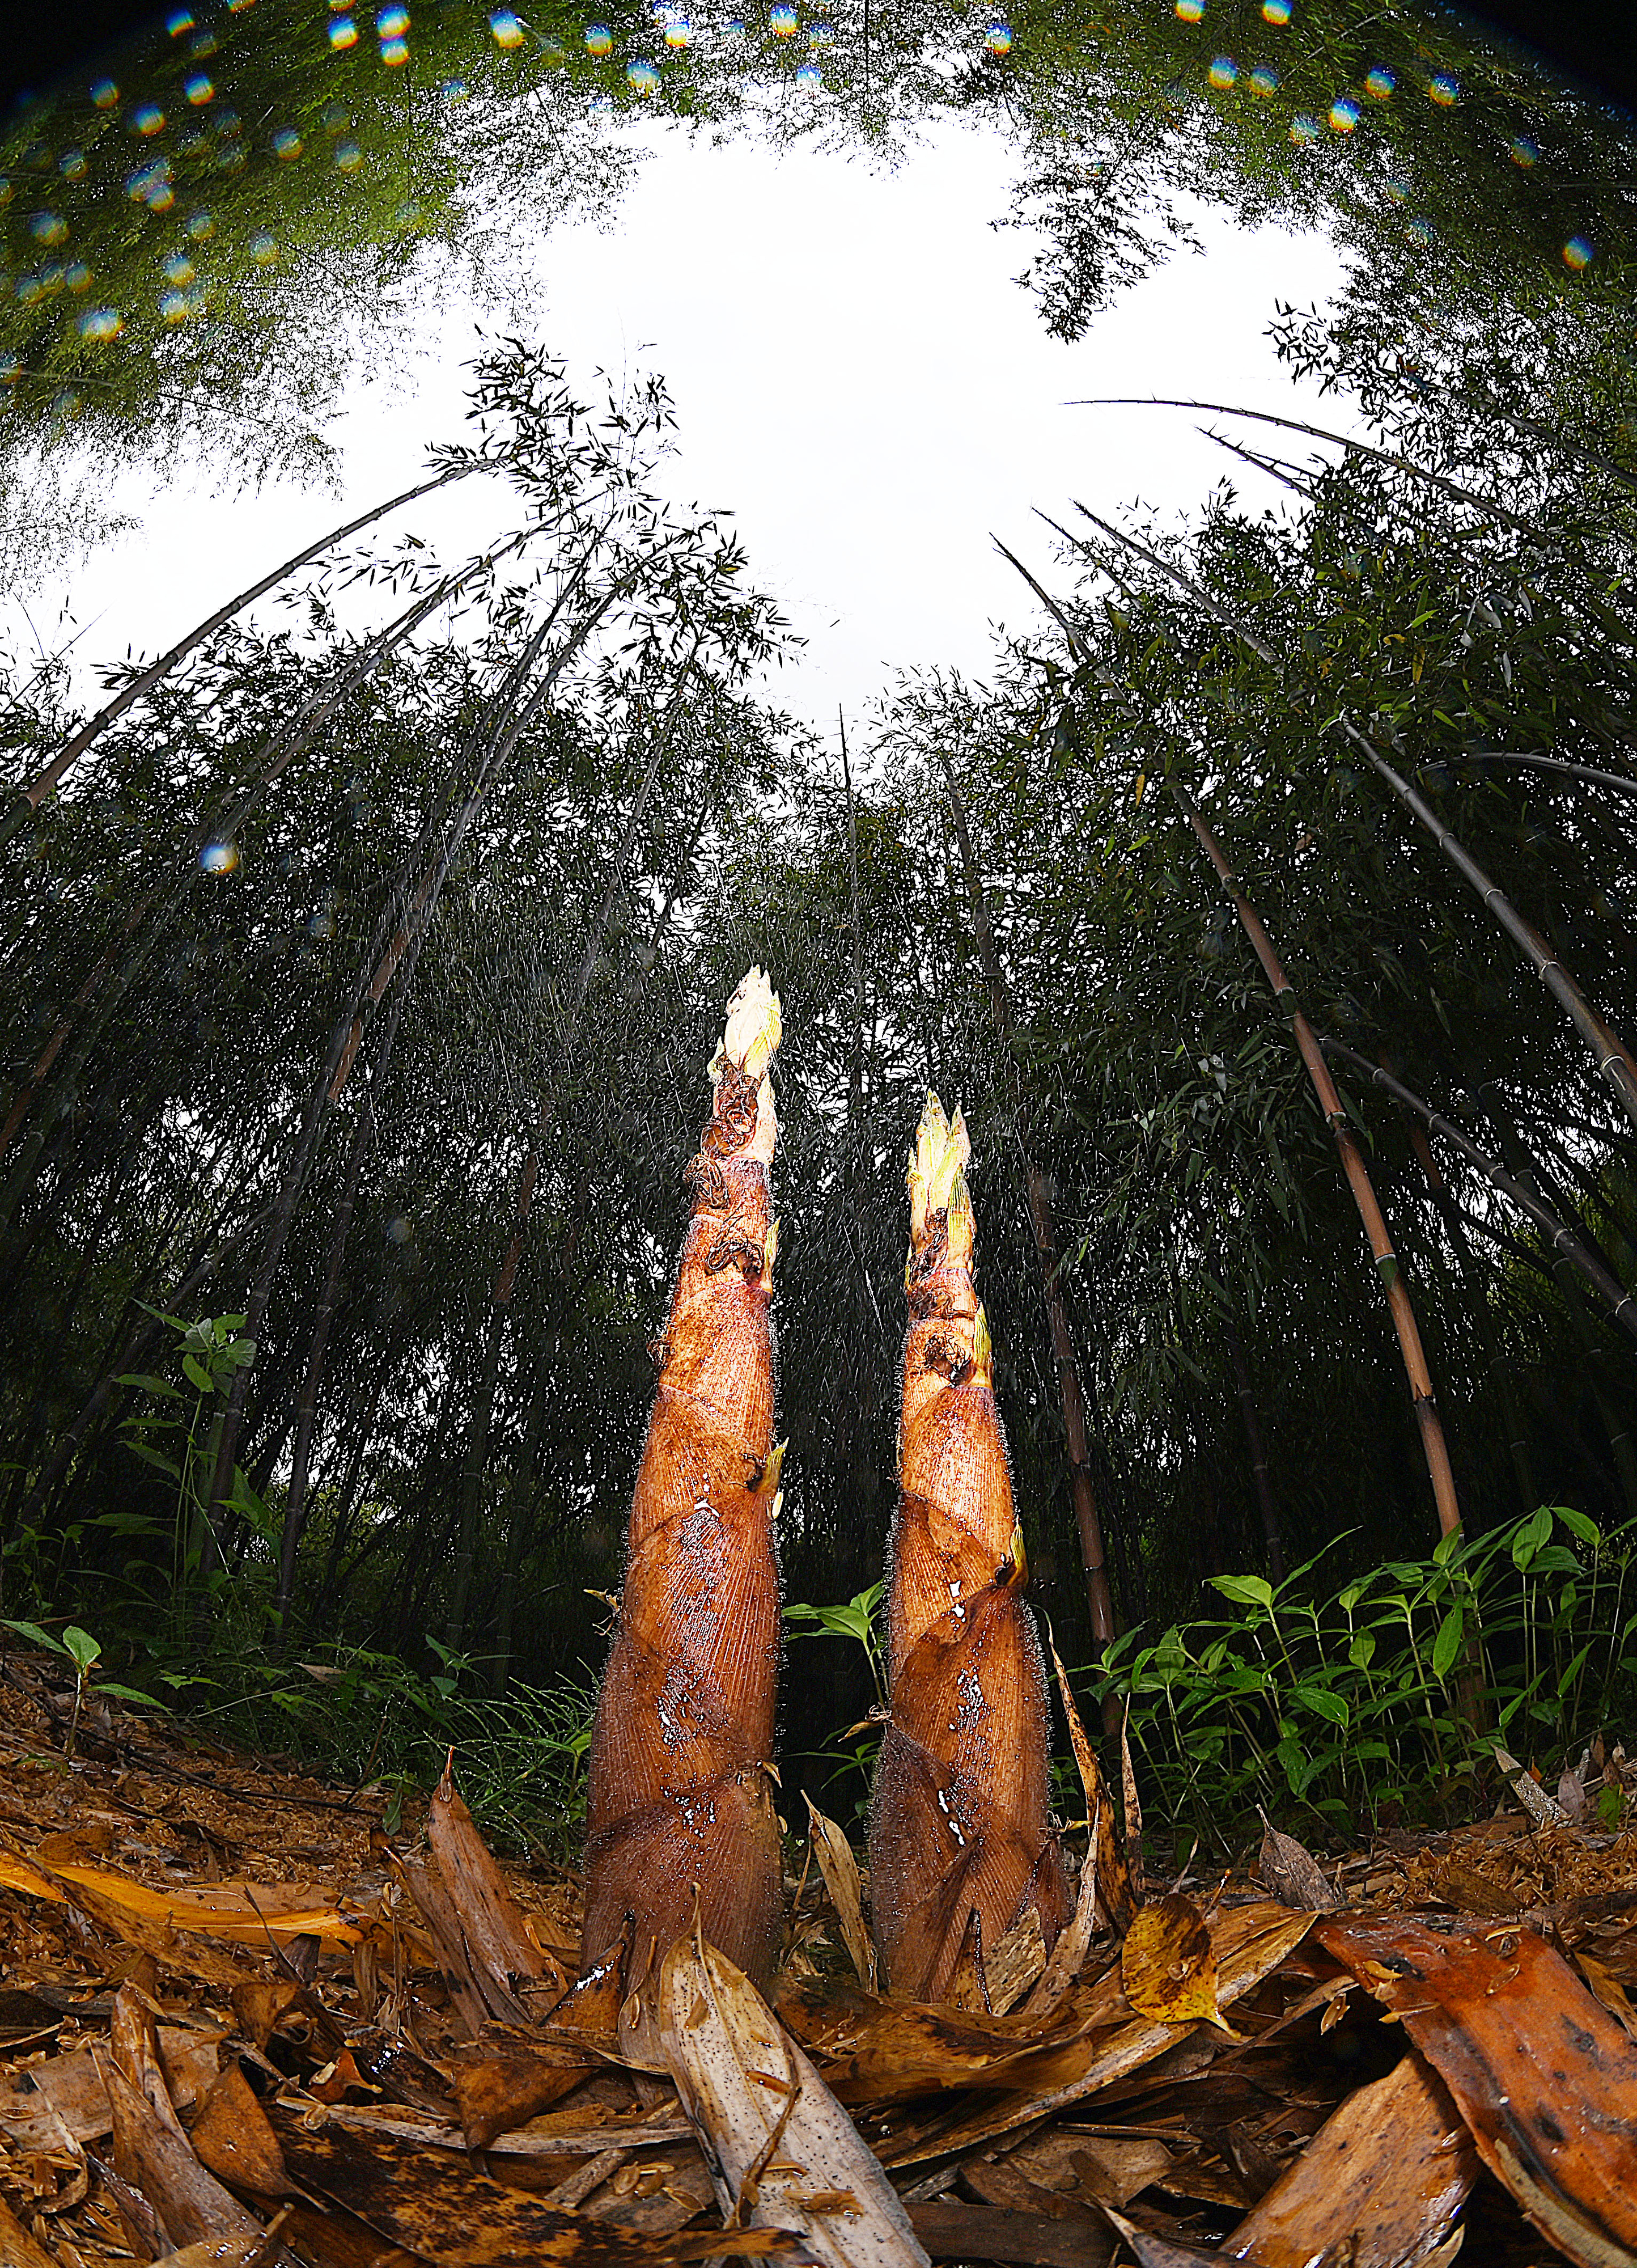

{"left": 1047, "top": 1641, "right": 1133, "bottom": 1935}
{"left": 191, "top": 2065, "right": 291, "bottom": 2201}
{"left": 426, "top": 1761, "right": 549, "bottom": 2015}
{"left": 804, "top": 1797, "right": 876, "bottom": 1991}
{"left": 1255, "top": 1810, "right": 1339, "bottom": 1914}
{"left": 0, "top": 1851, "right": 361, "bottom": 1945}
{"left": 104, "top": 1989, "right": 272, "bottom": 2258}
{"left": 0, "top": 2193, "right": 59, "bottom": 2268}
{"left": 1321, "top": 1912, "right": 1637, "bottom": 2268}
{"left": 881, "top": 1899, "right": 1314, "bottom": 2165}
{"left": 449, "top": 2036, "right": 596, "bottom": 2151}
{"left": 656, "top": 1927, "right": 930, "bottom": 2267}
{"left": 907, "top": 2196, "right": 1113, "bottom": 2264}
{"left": 1222, "top": 2050, "right": 1477, "bottom": 2266}
{"left": 985, "top": 1902, "right": 1047, "bottom": 2015}
{"left": 1575, "top": 1950, "right": 1637, "bottom": 2043}
{"left": 1120, "top": 1895, "right": 1235, "bottom": 2033}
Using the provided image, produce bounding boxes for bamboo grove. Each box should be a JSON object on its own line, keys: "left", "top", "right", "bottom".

{"left": 1, "top": 308, "right": 1635, "bottom": 1825}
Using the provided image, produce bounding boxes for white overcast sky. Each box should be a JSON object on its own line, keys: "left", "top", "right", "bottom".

{"left": 26, "top": 118, "right": 1352, "bottom": 751}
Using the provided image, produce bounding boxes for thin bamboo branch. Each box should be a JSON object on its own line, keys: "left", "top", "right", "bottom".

{"left": 1321, "top": 1040, "right": 1637, "bottom": 1341}
{"left": 1, "top": 460, "right": 483, "bottom": 844}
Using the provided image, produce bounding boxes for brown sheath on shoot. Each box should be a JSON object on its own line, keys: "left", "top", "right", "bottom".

{"left": 581, "top": 969, "right": 786, "bottom": 1995}
{"left": 869, "top": 1095, "right": 1067, "bottom": 2003}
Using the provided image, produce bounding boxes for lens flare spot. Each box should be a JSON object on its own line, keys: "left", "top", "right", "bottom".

{"left": 1174, "top": 0, "right": 1203, "bottom": 20}
{"left": 1261, "top": 0, "right": 1290, "bottom": 20}
{"left": 1563, "top": 235, "right": 1593, "bottom": 269}
{"left": 166, "top": 8, "right": 195, "bottom": 29}
{"left": 187, "top": 209, "right": 215, "bottom": 238}
{"left": 1364, "top": 65, "right": 1393, "bottom": 97}
{"left": 380, "top": 36, "right": 409, "bottom": 61}
{"left": 586, "top": 23, "right": 613, "bottom": 53}
{"left": 159, "top": 288, "right": 189, "bottom": 321}
{"left": 334, "top": 137, "right": 363, "bottom": 167}
{"left": 1510, "top": 136, "right": 1538, "bottom": 167}
{"left": 627, "top": 56, "right": 660, "bottom": 88}
{"left": 1248, "top": 63, "right": 1277, "bottom": 92}
{"left": 770, "top": 5, "right": 798, "bottom": 32}
{"left": 31, "top": 212, "right": 68, "bottom": 245}
{"left": 60, "top": 149, "right": 88, "bottom": 178}
{"left": 378, "top": 4, "right": 410, "bottom": 28}
{"left": 1384, "top": 172, "right": 1410, "bottom": 202}
{"left": 1290, "top": 112, "right": 1318, "bottom": 142}
{"left": 163, "top": 252, "right": 195, "bottom": 282}
{"left": 330, "top": 17, "right": 359, "bottom": 44}
{"left": 1428, "top": 72, "right": 1457, "bottom": 104}
{"left": 92, "top": 78, "right": 119, "bottom": 105}
{"left": 1329, "top": 96, "right": 1358, "bottom": 129}
{"left": 985, "top": 21, "right": 1012, "bottom": 51}
{"left": 251, "top": 230, "right": 277, "bottom": 261}
{"left": 1208, "top": 54, "right": 1236, "bottom": 87}
{"left": 185, "top": 73, "right": 213, "bottom": 101}
{"left": 664, "top": 18, "right": 690, "bottom": 45}
{"left": 796, "top": 58, "right": 820, "bottom": 82}
{"left": 78, "top": 305, "right": 121, "bottom": 338}
{"left": 0, "top": 356, "right": 19, "bottom": 382}
{"left": 489, "top": 6, "right": 524, "bottom": 40}
{"left": 724, "top": 14, "right": 744, "bottom": 28}
{"left": 133, "top": 104, "right": 165, "bottom": 133}
{"left": 1406, "top": 215, "right": 1435, "bottom": 244}
{"left": 273, "top": 128, "right": 302, "bottom": 156}
{"left": 65, "top": 261, "right": 92, "bottom": 290}
{"left": 201, "top": 841, "right": 239, "bottom": 874}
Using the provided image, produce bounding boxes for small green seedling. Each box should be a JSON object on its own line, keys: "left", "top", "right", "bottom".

{"left": 1, "top": 1619, "right": 159, "bottom": 1760}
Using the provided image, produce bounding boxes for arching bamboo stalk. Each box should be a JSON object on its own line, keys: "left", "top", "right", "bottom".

{"left": 1067, "top": 502, "right": 1637, "bottom": 1135}
{"left": 0, "top": 459, "right": 484, "bottom": 847}
{"left": 869, "top": 1095, "right": 1068, "bottom": 2003}
{"left": 1069, "top": 398, "right": 1564, "bottom": 541}
{"left": 1174, "top": 783, "right": 1464, "bottom": 1539}
{"left": 580, "top": 970, "right": 785, "bottom": 1993}
{"left": 1335, "top": 720, "right": 1637, "bottom": 1132}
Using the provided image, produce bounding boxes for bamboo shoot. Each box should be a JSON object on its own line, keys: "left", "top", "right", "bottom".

{"left": 869, "top": 1097, "right": 1067, "bottom": 2003}
{"left": 581, "top": 970, "right": 786, "bottom": 1993}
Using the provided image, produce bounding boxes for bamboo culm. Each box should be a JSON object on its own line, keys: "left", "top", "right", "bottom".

{"left": 1172, "top": 781, "right": 1464, "bottom": 1539}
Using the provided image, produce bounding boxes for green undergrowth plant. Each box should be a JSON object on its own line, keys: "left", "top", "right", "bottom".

{"left": 783, "top": 1581, "right": 887, "bottom": 1832}
{"left": 0, "top": 1616, "right": 596, "bottom": 1859}
{"left": 1086, "top": 1508, "right": 1637, "bottom": 1853}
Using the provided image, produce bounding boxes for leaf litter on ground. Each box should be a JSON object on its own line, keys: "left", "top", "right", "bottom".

{"left": 3, "top": 1645, "right": 1637, "bottom": 2268}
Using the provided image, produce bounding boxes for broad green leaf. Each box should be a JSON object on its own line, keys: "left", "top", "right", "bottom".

{"left": 61, "top": 1627, "right": 101, "bottom": 1675}
{"left": 1431, "top": 1605, "right": 1464, "bottom": 1683}
{"left": 1, "top": 1618, "right": 67, "bottom": 1656}
{"left": 1208, "top": 1574, "right": 1275, "bottom": 1611}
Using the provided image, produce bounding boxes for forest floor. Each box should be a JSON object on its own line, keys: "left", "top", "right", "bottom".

{"left": 2, "top": 1648, "right": 1636, "bottom": 2268}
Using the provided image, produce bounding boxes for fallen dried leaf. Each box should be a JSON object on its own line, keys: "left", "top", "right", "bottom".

{"left": 1121, "top": 1895, "right": 1234, "bottom": 2033}
{"left": 657, "top": 1926, "right": 930, "bottom": 2267}
{"left": 1223, "top": 2050, "right": 1476, "bottom": 2266}
{"left": 805, "top": 1797, "right": 877, "bottom": 1992}
{"left": 1254, "top": 1810, "right": 1338, "bottom": 1915}
{"left": 1322, "top": 1913, "right": 1637, "bottom": 2268}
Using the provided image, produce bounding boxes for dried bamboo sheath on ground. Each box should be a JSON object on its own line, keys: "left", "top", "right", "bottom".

{"left": 870, "top": 1097, "right": 1067, "bottom": 2002}
{"left": 581, "top": 970, "right": 785, "bottom": 1994}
